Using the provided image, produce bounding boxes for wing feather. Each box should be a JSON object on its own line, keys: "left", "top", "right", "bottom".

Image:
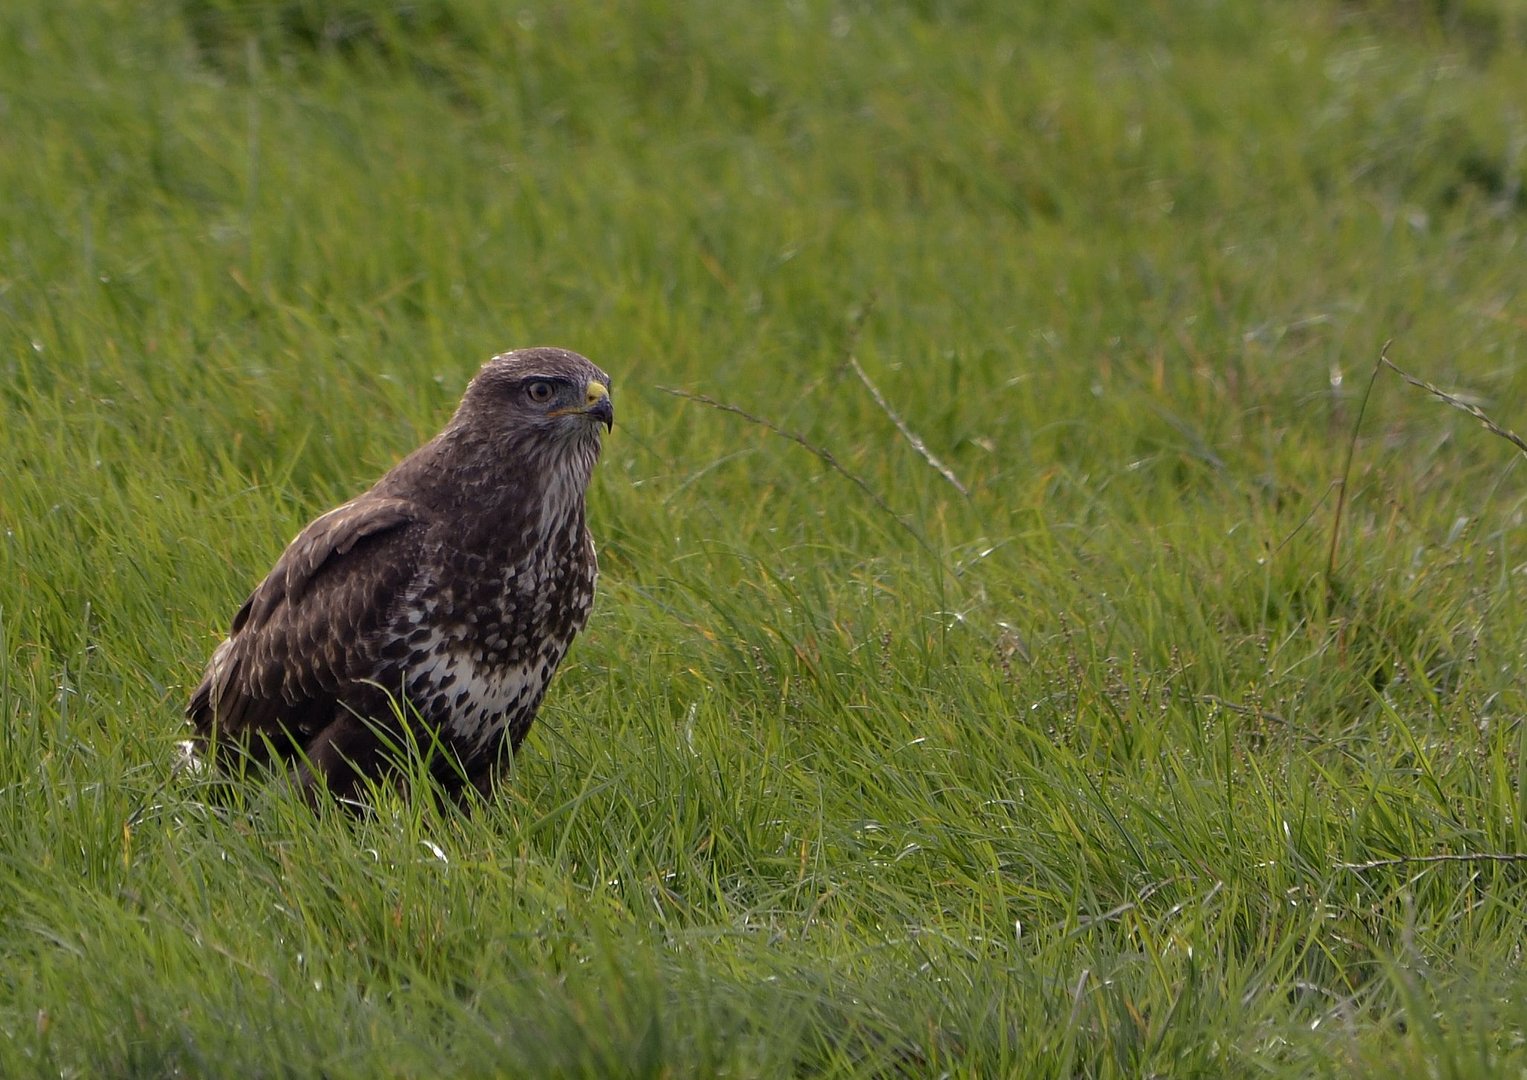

{"left": 187, "top": 494, "right": 425, "bottom": 755}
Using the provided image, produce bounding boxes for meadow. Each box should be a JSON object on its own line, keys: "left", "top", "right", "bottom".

{"left": 3, "top": 1, "right": 1527, "bottom": 1075}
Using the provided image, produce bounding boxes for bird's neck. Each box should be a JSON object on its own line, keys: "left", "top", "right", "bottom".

{"left": 383, "top": 424, "right": 597, "bottom": 535}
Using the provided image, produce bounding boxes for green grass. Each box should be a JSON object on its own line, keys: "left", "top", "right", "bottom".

{"left": 4, "top": 0, "right": 1527, "bottom": 1074}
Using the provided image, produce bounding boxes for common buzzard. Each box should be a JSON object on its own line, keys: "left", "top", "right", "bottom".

{"left": 186, "top": 347, "right": 613, "bottom": 803}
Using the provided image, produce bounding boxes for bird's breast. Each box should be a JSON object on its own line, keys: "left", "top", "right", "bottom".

{"left": 379, "top": 519, "right": 596, "bottom": 752}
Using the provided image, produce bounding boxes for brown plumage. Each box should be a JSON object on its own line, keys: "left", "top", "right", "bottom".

{"left": 186, "top": 347, "right": 613, "bottom": 804}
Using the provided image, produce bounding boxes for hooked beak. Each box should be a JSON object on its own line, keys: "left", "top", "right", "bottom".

{"left": 583, "top": 380, "right": 614, "bottom": 431}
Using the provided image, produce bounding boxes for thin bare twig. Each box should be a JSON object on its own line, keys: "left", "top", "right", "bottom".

{"left": 1381, "top": 353, "right": 1527, "bottom": 459}
{"left": 846, "top": 354, "right": 970, "bottom": 497}
{"left": 1337, "top": 851, "right": 1527, "bottom": 871}
{"left": 1327, "top": 341, "right": 1388, "bottom": 594}
{"left": 655, "top": 386, "right": 942, "bottom": 562}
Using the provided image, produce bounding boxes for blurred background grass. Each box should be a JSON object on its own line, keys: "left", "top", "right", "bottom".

{"left": 3, "top": 1, "right": 1527, "bottom": 1075}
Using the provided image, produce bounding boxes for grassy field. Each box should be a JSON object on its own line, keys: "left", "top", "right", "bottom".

{"left": 4, "top": 0, "right": 1527, "bottom": 1074}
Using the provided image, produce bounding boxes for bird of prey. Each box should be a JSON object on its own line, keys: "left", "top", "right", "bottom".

{"left": 186, "top": 347, "right": 613, "bottom": 804}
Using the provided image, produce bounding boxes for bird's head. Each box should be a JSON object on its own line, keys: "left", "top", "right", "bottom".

{"left": 455, "top": 347, "right": 614, "bottom": 450}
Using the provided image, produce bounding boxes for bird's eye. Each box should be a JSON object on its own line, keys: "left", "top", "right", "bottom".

{"left": 525, "top": 381, "right": 555, "bottom": 404}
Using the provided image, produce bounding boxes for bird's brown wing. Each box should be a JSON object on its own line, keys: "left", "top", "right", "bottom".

{"left": 187, "top": 494, "right": 426, "bottom": 756}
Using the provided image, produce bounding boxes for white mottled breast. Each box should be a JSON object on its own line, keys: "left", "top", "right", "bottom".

{"left": 399, "top": 625, "right": 554, "bottom": 753}
{"left": 380, "top": 509, "right": 596, "bottom": 757}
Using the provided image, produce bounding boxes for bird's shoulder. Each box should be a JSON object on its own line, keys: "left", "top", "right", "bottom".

{"left": 231, "top": 493, "right": 424, "bottom": 636}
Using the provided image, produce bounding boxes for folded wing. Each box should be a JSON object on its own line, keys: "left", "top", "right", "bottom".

{"left": 187, "top": 495, "right": 424, "bottom": 760}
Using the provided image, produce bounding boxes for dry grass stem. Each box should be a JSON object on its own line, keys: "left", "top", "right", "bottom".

{"left": 1327, "top": 341, "right": 1388, "bottom": 592}
{"left": 1381, "top": 353, "right": 1527, "bottom": 459}
{"left": 845, "top": 355, "right": 971, "bottom": 497}
{"left": 656, "top": 385, "right": 942, "bottom": 561}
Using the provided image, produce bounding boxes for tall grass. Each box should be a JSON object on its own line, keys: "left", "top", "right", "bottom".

{"left": 3, "top": 0, "right": 1527, "bottom": 1074}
